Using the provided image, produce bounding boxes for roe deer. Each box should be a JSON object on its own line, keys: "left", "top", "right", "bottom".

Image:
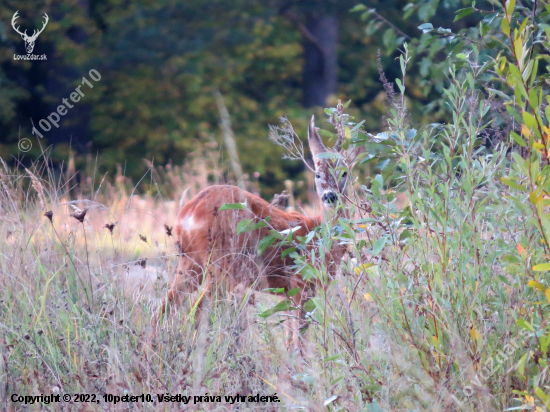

{"left": 157, "top": 116, "right": 348, "bottom": 346}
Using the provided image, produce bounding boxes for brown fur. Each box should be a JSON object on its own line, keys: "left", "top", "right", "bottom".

{"left": 156, "top": 116, "right": 347, "bottom": 348}
{"left": 163, "top": 184, "right": 323, "bottom": 309}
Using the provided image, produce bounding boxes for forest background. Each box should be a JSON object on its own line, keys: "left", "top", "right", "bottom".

{"left": 0, "top": 0, "right": 487, "bottom": 197}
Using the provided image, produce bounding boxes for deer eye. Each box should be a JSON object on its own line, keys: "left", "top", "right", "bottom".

{"left": 315, "top": 173, "right": 321, "bottom": 179}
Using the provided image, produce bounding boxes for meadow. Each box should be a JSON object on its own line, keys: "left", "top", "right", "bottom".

{"left": 2, "top": 2, "right": 550, "bottom": 411}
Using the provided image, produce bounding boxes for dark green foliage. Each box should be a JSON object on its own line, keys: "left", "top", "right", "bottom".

{"left": 0, "top": 0, "right": 485, "bottom": 197}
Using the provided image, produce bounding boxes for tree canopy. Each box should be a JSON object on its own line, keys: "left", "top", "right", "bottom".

{"left": 0, "top": 0, "right": 491, "bottom": 196}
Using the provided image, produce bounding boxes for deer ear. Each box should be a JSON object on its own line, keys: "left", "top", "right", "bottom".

{"left": 308, "top": 115, "right": 327, "bottom": 160}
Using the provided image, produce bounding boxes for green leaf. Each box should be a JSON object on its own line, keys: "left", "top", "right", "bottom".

{"left": 219, "top": 202, "right": 247, "bottom": 210}
{"left": 381, "top": 160, "right": 398, "bottom": 182}
{"left": 317, "top": 129, "right": 337, "bottom": 139}
{"left": 518, "top": 351, "right": 529, "bottom": 375}
{"left": 288, "top": 287, "right": 300, "bottom": 297}
{"left": 281, "top": 247, "right": 296, "bottom": 258}
{"left": 454, "top": 7, "right": 474, "bottom": 21}
{"left": 371, "top": 179, "right": 382, "bottom": 200}
{"left": 395, "top": 78, "right": 405, "bottom": 94}
{"left": 533, "top": 263, "right": 550, "bottom": 271}
{"left": 349, "top": 4, "right": 367, "bottom": 12}
{"left": 258, "top": 299, "right": 296, "bottom": 318}
{"left": 257, "top": 234, "right": 276, "bottom": 255}
{"left": 418, "top": 23, "right": 434, "bottom": 33}
{"left": 323, "top": 354, "right": 343, "bottom": 362}
{"left": 262, "top": 287, "right": 285, "bottom": 294}
{"left": 506, "top": 0, "right": 516, "bottom": 17}
{"left": 382, "top": 28, "right": 396, "bottom": 48}
{"left": 510, "top": 131, "right": 527, "bottom": 147}
{"left": 500, "top": 177, "right": 529, "bottom": 192}
{"left": 516, "top": 319, "right": 534, "bottom": 331}
{"left": 528, "top": 89, "right": 539, "bottom": 110}
{"left": 501, "top": 16, "right": 510, "bottom": 36}
{"left": 535, "top": 387, "right": 549, "bottom": 403}
{"left": 522, "top": 111, "right": 537, "bottom": 129}
{"left": 236, "top": 219, "right": 267, "bottom": 234}
{"left": 483, "top": 12, "right": 499, "bottom": 24}
{"left": 506, "top": 105, "right": 522, "bottom": 123}
{"left": 486, "top": 88, "right": 511, "bottom": 100}
{"left": 372, "top": 237, "right": 387, "bottom": 256}
{"left": 303, "top": 299, "right": 316, "bottom": 312}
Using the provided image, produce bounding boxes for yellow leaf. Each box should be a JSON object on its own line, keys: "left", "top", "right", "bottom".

{"left": 345, "top": 126, "right": 351, "bottom": 139}
{"left": 546, "top": 289, "right": 550, "bottom": 303}
{"left": 517, "top": 243, "right": 526, "bottom": 254}
{"left": 354, "top": 262, "right": 374, "bottom": 274}
{"left": 514, "top": 37, "right": 523, "bottom": 61}
{"left": 522, "top": 124, "right": 532, "bottom": 137}
{"left": 528, "top": 280, "right": 545, "bottom": 291}
{"left": 470, "top": 326, "right": 482, "bottom": 342}
{"left": 533, "top": 263, "right": 550, "bottom": 271}
{"left": 364, "top": 293, "right": 373, "bottom": 301}
{"left": 432, "top": 335, "right": 439, "bottom": 347}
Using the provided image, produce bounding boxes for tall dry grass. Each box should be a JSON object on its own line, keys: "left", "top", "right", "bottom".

{"left": 0, "top": 144, "right": 369, "bottom": 412}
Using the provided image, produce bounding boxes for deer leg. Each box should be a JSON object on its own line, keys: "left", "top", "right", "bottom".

{"left": 156, "top": 260, "right": 203, "bottom": 324}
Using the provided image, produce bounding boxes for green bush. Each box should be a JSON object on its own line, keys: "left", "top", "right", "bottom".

{"left": 259, "top": 2, "right": 550, "bottom": 409}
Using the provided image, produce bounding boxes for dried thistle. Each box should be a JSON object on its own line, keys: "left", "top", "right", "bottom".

{"left": 269, "top": 117, "right": 314, "bottom": 171}
{"left": 135, "top": 258, "right": 147, "bottom": 268}
{"left": 139, "top": 234, "right": 148, "bottom": 243}
{"left": 104, "top": 222, "right": 117, "bottom": 233}
{"left": 71, "top": 209, "right": 88, "bottom": 223}
{"left": 164, "top": 224, "right": 173, "bottom": 237}
{"left": 44, "top": 210, "right": 53, "bottom": 222}
{"left": 270, "top": 190, "right": 289, "bottom": 210}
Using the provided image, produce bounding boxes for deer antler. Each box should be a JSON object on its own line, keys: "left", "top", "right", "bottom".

{"left": 29, "top": 13, "right": 49, "bottom": 40}
{"left": 11, "top": 11, "right": 27, "bottom": 38}
{"left": 11, "top": 11, "right": 49, "bottom": 40}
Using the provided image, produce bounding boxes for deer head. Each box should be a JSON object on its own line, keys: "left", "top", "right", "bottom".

{"left": 12, "top": 11, "right": 49, "bottom": 54}
{"left": 308, "top": 116, "right": 348, "bottom": 208}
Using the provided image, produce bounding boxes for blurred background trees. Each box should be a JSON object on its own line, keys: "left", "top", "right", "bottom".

{"left": 0, "top": 0, "right": 486, "bottom": 197}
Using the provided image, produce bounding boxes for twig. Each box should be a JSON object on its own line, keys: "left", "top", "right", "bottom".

{"left": 213, "top": 89, "right": 245, "bottom": 189}
{"left": 282, "top": 11, "right": 325, "bottom": 59}
{"left": 368, "top": 9, "right": 411, "bottom": 40}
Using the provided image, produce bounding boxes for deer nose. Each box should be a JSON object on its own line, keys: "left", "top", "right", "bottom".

{"left": 322, "top": 192, "right": 337, "bottom": 204}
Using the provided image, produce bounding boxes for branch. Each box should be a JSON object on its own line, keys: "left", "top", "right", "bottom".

{"left": 282, "top": 11, "right": 326, "bottom": 58}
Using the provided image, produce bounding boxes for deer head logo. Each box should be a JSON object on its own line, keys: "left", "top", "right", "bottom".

{"left": 11, "top": 11, "right": 49, "bottom": 54}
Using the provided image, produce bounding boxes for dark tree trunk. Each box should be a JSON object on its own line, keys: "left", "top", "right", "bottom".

{"left": 302, "top": 14, "right": 338, "bottom": 108}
